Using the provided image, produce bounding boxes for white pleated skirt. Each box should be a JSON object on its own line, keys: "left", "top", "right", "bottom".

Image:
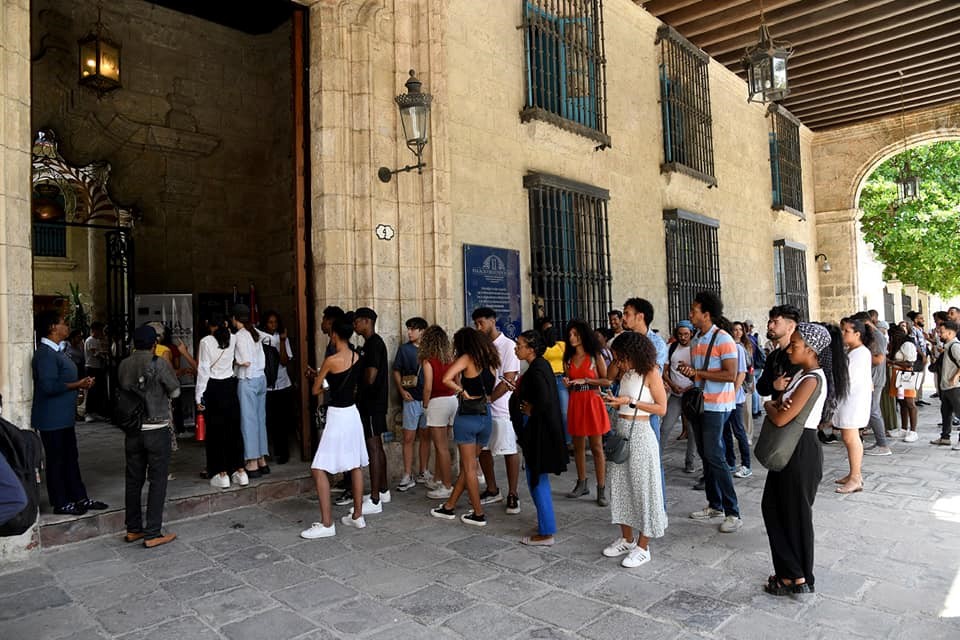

{"left": 311, "top": 405, "right": 370, "bottom": 473}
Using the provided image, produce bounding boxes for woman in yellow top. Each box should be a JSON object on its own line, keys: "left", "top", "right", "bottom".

{"left": 538, "top": 318, "right": 569, "bottom": 444}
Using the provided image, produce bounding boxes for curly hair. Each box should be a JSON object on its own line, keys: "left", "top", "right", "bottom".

{"left": 452, "top": 327, "right": 501, "bottom": 371}
{"left": 563, "top": 320, "right": 601, "bottom": 363}
{"left": 419, "top": 325, "right": 453, "bottom": 363}
{"left": 610, "top": 331, "right": 658, "bottom": 375}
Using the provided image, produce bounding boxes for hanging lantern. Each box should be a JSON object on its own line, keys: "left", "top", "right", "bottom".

{"left": 78, "top": 8, "right": 121, "bottom": 96}
{"left": 742, "top": 22, "right": 792, "bottom": 104}
{"left": 896, "top": 160, "right": 920, "bottom": 203}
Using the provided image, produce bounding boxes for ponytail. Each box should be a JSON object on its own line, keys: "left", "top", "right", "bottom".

{"left": 823, "top": 322, "right": 849, "bottom": 402}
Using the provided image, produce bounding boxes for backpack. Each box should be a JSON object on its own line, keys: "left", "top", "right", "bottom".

{"left": 112, "top": 355, "right": 159, "bottom": 435}
{"left": 930, "top": 343, "right": 960, "bottom": 379}
{"left": 906, "top": 338, "right": 925, "bottom": 372}
{"left": 0, "top": 417, "right": 42, "bottom": 536}
{"left": 263, "top": 342, "right": 281, "bottom": 388}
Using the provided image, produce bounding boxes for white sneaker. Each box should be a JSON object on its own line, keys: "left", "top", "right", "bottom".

{"left": 903, "top": 431, "right": 919, "bottom": 443}
{"left": 689, "top": 506, "right": 724, "bottom": 520}
{"left": 952, "top": 439, "right": 960, "bottom": 451}
{"left": 396, "top": 475, "right": 416, "bottom": 492}
{"left": 427, "top": 485, "right": 453, "bottom": 499}
{"left": 231, "top": 470, "right": 249, "bottom": 487}
{"left": 621, "top": 546, "right": 651, "bottom": 568}
{"left": 733, "top": 466, "right": 753, "bottom": 478}
{"left": 209, "top": 474, "right": 230, "bottom": 489}
{"left": 300, "top": 522, "right": 336, "bottom": 539}
{"left": 425, "top": 479, "right": 442, "bottom": 491}
{"left": 349, "top": 497, "right": 383, "bottom": 515}
{"left": 719, "top": 516, "right": 743, "bottom": 533}
{"left": 340, "top": 515, "right": 366, "bottom": 529}
{"left": 415, "top": 470, "right": 434, "bottom": 484}
{"left": 378, "top": 490, "right": 392, "bottom": 504}
{"left": 602, "top": 537, "right": 637, "bottom": 558}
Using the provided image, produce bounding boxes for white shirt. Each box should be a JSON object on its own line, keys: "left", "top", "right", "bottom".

{"left": 234, "top": 327, "right": 266, "bottom": 380}
{"left": 894, "top": 341, "right": 918, "bottom": 365}
{"left": 490, "top": 332, "right": 520, "bottom": 419}
{"left": 668, "top": 343, "right": 693, "bottom": 396}
{"left": 781, "top": 369, "right": 828, "bottom": 429}
{"left": 618, "top": 369, "right": 655, "bottom": 417}
{"left": 195, "top": 333, "right": 236, "bottom": 404}
{"left": 84, "top": 335, "right": 108, "bottom": 368}
{"left": 264, "top": 332, "right": 294, "bottom": 390}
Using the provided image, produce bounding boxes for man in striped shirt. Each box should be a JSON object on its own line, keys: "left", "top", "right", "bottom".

{"left": 677, "top": 291, "right": 742, "bottom": 534}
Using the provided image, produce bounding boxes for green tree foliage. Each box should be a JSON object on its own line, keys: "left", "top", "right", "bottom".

{"left": 858, "top": 141, "right": 960, "bottom": 296}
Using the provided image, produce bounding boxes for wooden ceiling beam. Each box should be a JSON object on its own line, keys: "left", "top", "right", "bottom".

{"left": 706, "top": 0, "right": 945, "bottom": 60}
{"left": 783, "top": 65, "right": 960, "bottom": 108}
{"left": 675, "top": 0, "right": 806, "bottom": 38}
{"left": 711, "top": 5, "right": 957, "bottom": 66}
{"left": 789, "top": 84, "right": 960, "bottom": 121}
{"left": 656, "top": 0, "right": 757, "bottom": 28}
{"left": 803, "top": 96, "right": 960, "bottom": 130}
{"left": 780, "top": 50, "right": 960, "bottom": 93}
{"left": 638, "top": 0, "right": 702, "bottom": 15}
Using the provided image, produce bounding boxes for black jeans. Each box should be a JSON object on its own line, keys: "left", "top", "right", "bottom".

{"left": 266, "top": 386, "right": 295, "bottom": 463}
{"left": 85, "top": 366, "right": 108, "bottom": 417}
{"left": 125, "top": 427, "right": 171, "bottom": 538}
{"left": 40, "top": 427, "right": 88, "bottom": 509}
{"left": 939, "top": 387, "right": 960, "bottom": 440}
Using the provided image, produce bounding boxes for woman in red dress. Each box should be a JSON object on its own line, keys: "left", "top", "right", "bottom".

{"left": 563, "top": 320, "right": 612, "bottom": 506}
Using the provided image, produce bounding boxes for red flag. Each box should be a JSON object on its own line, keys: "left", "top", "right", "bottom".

{"left": 249, "top": 282, "right": 259, "bottom": 324}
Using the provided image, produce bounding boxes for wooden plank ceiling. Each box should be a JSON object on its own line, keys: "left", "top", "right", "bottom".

{"left": 640, "top": 0, "right": 960, "bottom": 130}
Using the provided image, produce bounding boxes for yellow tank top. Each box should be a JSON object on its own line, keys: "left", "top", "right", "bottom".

{"left": 155, "top": 344, "right": 171, "bottom": 359}
{"left": 543, "top": 342, "right": 566, "bottom": 374}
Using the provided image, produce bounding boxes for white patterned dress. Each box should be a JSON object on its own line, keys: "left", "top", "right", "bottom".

{"left": 608, "top": 370, "right": 668, "bottom": 538}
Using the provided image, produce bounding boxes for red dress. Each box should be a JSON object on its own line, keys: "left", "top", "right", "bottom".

{"left": 566, "top": 357, "right": 611, "bottom": 437}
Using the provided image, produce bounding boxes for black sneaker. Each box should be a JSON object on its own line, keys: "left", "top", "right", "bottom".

{"left": 430, "top": 505, "right": 456, "bottom": 520}
{"left": 824, "top": 433, "right": 839, "bottom": 444}
{"left": 506, "top": 494, "right": 520, "bottom": 515}
{"left": 460, "top": 512, "right": 487, "bottom": 527}
{"left": 479, "top": 489, "right": 503, "bottom": 505}
{"left": 692, "top": 477, "right": 705, "bottom": 491}
{"left": 335, "top": 490, "right": 354, "bottom": 506}
{"left": 53, "top": 502, "right": 88, "bottom": 516}
{"left": 77, "top": 498, "right": 109, "bottom": 511}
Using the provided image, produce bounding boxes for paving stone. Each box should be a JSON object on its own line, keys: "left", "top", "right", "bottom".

{"left": 161, "top": 567, "right": 240, "bottom": 602}
{"left": 512, "top": 627, "right": 580, "bottom": 640}
{"left": 888, "top": 617, "right": 960, "bottom": 640}
{"left": 430, "top": 557, "right": 502, "bottom": 588}
{"left": 0, "top": 566, "right": 56, "bottom": 597}
{"left": 390, "top": 584, "right": 479, "bottom": 624}
{"left": 121, "top": 615, "right": 221, "bottom": 640}
{"left": 529, "top": 558, "right": 614, "bottom": 595}
{"left": 215, "top": 544, "right": 286, "bottom": 573}
{"left": 284, "top": 538, "right": 351, "bottom": 565}
{"left": 239, "top": 558, "right": 319, "bottom": 592}
{"left": 96, "top": 589, "right": 186, "bottom": 636}
{"left": 488, "top": 546, "right": 555, "bottom": 574}
{"left": 114, "top": 536, "right": 185, "bottom": 563}
{"left": 861, "top": 580, "right": 949, "bottom": 616}
{"left": 308, "top": 595, "right": 407, "bottom": 635}
{"left": 272, "top": 577, "right": 357, "bottom": 612}
{"left": 44, "top": 540, "right": 118, "bottom": 571}
{"left": 138, "top": 549, "right": 216, "bottom": 581}
{"left": 55, "top": 558, "right": 134, "bottom": 588}
{"left": 646, "top": 590, "right": 739, "bottom": 633}
{"left": 190, "top": 531, "right": 260, "bottom": 557}
{"left": 190, "top": 586, "right": 277, "bottom": 627}
{"left": 346, "top": 563, "right": 434, "bottom": 599}
{"left": 56, "top": 629, "right": 110, "bottom": 640}
{"left": 0, "top": 605, "right": 97, "bottom": 640}
{"left": 518, "top": 590, "right": 610, "bottom": 631}
{"left": 68, "top": 571, "right": 160, "bottom": 611}
{"left": 465, "top": 573, "right": 551, "bottom": 606}
{"left": 585, "top": 573, "right": 676, "bottom": 611}
{"left": 802, "top": 597, "right": 903, "bottom": 638}
{"left": 717, "top": 609, "right": 825, "bottom": 640}
{"left": 220, "top": 606, "right": 316, "bottom": 640}
{"left": 446, "top": 533, "right": 514, "bottom": 560}
{"left": 579, "top": 608, "right": 682, "bottom": 640}
{"left": 443, "top": 603, "right": 535, "bottom": 638}
{"left": 384, "top": 541, "right": 459, "bottom": 569}
{"left": 0, "top": 586, "right": 72, "bottom": 622}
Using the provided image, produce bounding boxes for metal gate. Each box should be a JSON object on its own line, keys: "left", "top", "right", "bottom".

{"left": 105, "top": 228, "right": 134, "bottom": 401}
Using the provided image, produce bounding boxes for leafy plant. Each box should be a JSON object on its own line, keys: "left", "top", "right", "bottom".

{"left": 54, "top": 283, "right": 92, "bottom": 335}
{"left": 858, "top": 141, "right": 960, "bottom": 296}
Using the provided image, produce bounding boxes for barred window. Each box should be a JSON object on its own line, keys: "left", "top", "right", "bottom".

{"left": 521, "top": 0, "right": 610, "bottom": 146}
{"left": 663, "top": 209, "right": 720, "bottom": 329}
{"left": 525, "top": 172, "right": 611, "bottom": 329}
{"left": 769, "top": 105, "right": 803, "bottom": 216}
{"left": 773, "top": 240, "right": 809, "bottom": 321}
{"left": 656, "top": 26, "right": 715, "bottom": 187}
{"left": 33, "top": 222, "right": 67, "bottom": 258}
{"left": 901, "top": 292, "right": 912, "bottom": 321}
{"left": 883, "top": 286, "right": 895, "bottom": 323}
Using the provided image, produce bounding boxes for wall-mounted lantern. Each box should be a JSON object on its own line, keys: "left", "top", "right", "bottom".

{"left": 378, "top": 70, "right": 433, "bottom": 183}
{"left": 815, "top": 253, "right": 831, "bottom": 273}
{"left": 78, "top": 8, "right": 121, "bottom": 97}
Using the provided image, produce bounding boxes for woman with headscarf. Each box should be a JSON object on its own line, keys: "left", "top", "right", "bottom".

{"left": 761, "top": 322, "right": 846, "bottom": 596}
{"left": 509, "top": 330, "right": 568, "bottom": 546}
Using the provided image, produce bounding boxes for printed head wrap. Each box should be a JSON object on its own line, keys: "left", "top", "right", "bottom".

{"left": 796, "top": 322, "right": 830, "bottom": 355}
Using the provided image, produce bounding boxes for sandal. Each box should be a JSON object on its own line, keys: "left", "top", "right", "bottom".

{"left": 764, "top": 577, "right": 814, "bottom": 596}
{"left": 835, "top": 483, "right": 863, "bottom": 494}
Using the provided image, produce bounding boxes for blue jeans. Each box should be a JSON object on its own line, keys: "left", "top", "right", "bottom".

{"left": 693, "top": 409, "right": 740, "bottom": 517}
{"left": 752, "top": 370, "right": 763, "bottom": 414}
{"left": 555, "top": 375, "right": 570, "bottom": 444}
{"left": 526, "top": 468, "right": 556, "bottom": 535}
{"left": 723, "top": 403, "right": 751, "bottom": 469}
{"left": 649, "top": 414, "right": 667, "bottom": 508}
{"left": 238, "top": 376, "right": 269, "bottom": 460}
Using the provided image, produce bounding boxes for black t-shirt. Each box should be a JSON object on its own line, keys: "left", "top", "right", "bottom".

{"left": 357, "top": 333, "right": 389, "bottom": 414}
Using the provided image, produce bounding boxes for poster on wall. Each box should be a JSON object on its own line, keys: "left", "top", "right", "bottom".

{"left": 463, "top": 244, "right": 522, "bottom": 339}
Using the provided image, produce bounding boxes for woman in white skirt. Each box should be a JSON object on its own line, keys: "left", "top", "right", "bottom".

{"left": 301, "top": 312, "right": 369, "bottom": 539}
{"left": 834, "top": 317, "right": 870, "bottom": 494}
{"left": 600, "top": 332, "right": 668, "bottom": 568}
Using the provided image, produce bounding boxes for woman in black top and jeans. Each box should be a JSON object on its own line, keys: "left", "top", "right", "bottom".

{"left": 431, "top": 327, "right": 500, "bottom": 526}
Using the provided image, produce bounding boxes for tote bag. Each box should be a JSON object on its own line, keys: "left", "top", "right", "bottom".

{"left": 755, "top": 374, "right": 823, "bottom": 472}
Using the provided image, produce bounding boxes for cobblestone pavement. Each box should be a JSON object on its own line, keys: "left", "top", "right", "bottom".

{"left": 3, "top": 404, "right": 960, "bottom": 640}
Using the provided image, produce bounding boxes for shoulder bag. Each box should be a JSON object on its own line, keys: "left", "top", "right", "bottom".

{"left": 459, "top": 372, "right": 489, "bottom": 415}
{"left": 681, "top": 329, "right": 720, "bottom": 423}
{"left": 755, "top": 373, "right": 823, "bottom": 472}
{"left": 603, "top": 375, "right": 646, "bottom": 465}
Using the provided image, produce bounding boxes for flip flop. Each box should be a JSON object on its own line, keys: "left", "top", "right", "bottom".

{"left": 835, "top": 484, "right": 863, "bottom": 494}
{"left": 834, "top": 478, "right": 850, "bottom": 484}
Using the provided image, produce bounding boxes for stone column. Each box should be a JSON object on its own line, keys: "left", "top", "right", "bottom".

{"left": 0, "top": 0, "right": 41, "bottom": 560}
{"left": 814, "top": 208, "right": 860, "bottom": 322}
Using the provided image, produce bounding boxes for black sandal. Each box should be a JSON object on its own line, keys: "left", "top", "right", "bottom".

{"left": 764, "top": 577, "right": 815, "bottom": 596}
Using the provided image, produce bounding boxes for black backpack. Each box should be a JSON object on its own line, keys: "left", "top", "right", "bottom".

{"left": 263, "top": 342, "right": 281, "bottom": 388}
{"left": 112, "top": 355, "right": 159, "bottom": 435}
{"left": 0, "top": 416, "right": 42, "bottom": 536}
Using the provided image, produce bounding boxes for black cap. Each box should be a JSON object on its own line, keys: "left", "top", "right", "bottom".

{"left": 134, "top": 325, "right": 157, "bottom": 349}
{"left": 232, "top": 304, "right": 251, "bottom": 321}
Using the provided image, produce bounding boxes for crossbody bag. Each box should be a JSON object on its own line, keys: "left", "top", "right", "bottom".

{"left": 681, "top": 329, "right": 720, "bottom": 423}
{"left": 603, "top": 374, "right": 646, "bottom": 465}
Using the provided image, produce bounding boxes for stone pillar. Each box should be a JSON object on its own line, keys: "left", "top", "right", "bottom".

{"left": 0, "top": 0, "right": 41, "bottom": 560}
{"left": 814, "top": 208, "right": 859, "bottom": 322}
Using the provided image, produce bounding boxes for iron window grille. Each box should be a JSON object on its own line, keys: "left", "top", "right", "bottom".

{"left": 883, "top": 287, "right": 895, "bottom": 323}
{"left": 768, "top": 104, "right": 803, "bottom": 217}
{"left": 521, "top": 0, "right": 610, "bottom": 147}
{"left": 525, "top": 172, "right": 611, "bottom": 329}
{"left": 656, "top": 25, "right": 715, "bottom": 187}
{"left": 33, "top": 222, "right": 67, "bottom": 258}
{"left": 773, "top": 240, "right": 809, "bottom": 321}
{"left": 663, "top": 209, "right": 721, "bottom": 329}
{"left": 902, "top": 293, "right": 912, "bottom": 321}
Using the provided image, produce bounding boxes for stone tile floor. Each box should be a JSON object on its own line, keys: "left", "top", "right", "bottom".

{"left": 3, "top": 403, "right": 960, "bottom": 639}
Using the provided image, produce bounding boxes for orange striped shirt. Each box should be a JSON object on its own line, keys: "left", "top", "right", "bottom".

{"left": 690, "top": 325, "right": 738, "bottom": 411}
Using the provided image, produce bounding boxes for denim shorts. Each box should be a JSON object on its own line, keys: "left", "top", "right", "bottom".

{"left": 402, "top": 400, "right": 427, "bottom": 431}
{"left": 452, "top": 407, "right": 492, "bottom": 446}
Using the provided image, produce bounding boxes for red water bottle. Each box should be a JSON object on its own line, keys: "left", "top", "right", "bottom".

{"left": 195, "top": 413, "right": 206, "bottom": 441}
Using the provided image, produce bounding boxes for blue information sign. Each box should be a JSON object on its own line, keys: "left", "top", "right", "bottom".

{"left": 463, "top": 244, "right": 522, "bottom": 340}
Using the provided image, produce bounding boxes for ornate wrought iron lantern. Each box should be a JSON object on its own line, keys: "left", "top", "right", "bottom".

{"left": 742, "top": 18, "right": 791, "bottom": 104}
{"left": 78, "top": 8, "right": 121, "bottom": 96}
{"left": 379, "top": 70, "right": 433, "bottom": 183}
{"left": 896, "top": 161, "right": 920, "bottom": 203}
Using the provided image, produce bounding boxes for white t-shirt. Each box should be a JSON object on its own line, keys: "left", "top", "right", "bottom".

{"left": 491, "top": 332, "right": 520, "bottom": 418}
{"left": 668, "top": 343, "right": 693, "bottom": 396}
{"left": 264, "top": 332, "right": 294, "bottom": 390}
{"left": 234, "top": 327, "right": 266, "bottom": 380}
{"left": 196, "top": 333, "right": 236, "bottom": 404}
{"left": 84, "top": 335, "right": 108, "bottom": 369}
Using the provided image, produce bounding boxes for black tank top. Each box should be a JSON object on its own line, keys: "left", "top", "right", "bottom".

{"left": 326, "top": 358, "right": 359, "bottom": 407}
{"left": 462, "top": 368, "right": 495, "bottom": 397}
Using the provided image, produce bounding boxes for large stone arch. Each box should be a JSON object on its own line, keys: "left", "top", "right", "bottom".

{"left": 812, "top": 103, "right": 960, "bottom": 320}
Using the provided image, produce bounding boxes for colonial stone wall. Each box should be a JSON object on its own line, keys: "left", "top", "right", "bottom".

{"left": 30, "top": 0, "right": 295, "bottom": 319}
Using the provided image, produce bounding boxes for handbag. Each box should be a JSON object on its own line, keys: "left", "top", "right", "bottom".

{"left": 681, "top": 329, "right": 720, "bottom": 423}
{"left": 458, "top": 372, "right": 489, "bottom": 416}
{"left": 401, "top": 365, "right": 421, "bottom": 390}
{"left": 755, "top": 373, "right": 823, "bottom": 472}
{"left": 895, "top": 370, "right": 917, "bottom": 390}
{"left": 603, "top": 376, "right": 646, "bottom": 465}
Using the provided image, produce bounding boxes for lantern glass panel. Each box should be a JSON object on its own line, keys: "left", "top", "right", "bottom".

{"left": 79, "top": 39, "right": 98, "bottom": 79}
{"left": 400, "top": 104, "right": 429, "bottom": 146}
{"left": 772, "top": 54, "right": 788, "bottom": 91}
{"left": 99, "top": 41, "right": 120, "bottom": 82}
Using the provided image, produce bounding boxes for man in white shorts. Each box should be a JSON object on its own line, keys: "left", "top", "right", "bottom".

{"left": 472, "top": 307, "right": 521, "bottom": 515}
